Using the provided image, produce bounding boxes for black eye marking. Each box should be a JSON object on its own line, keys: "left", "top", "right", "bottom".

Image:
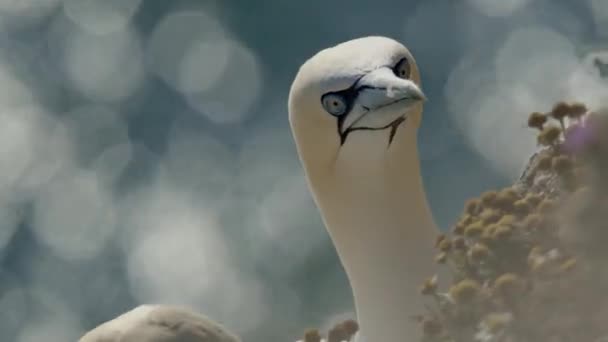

{"left": 393, "top": 57, "right": 410, "bottom": 79}
{"left": 320, "top": 75, "right": 364, "bottom": 117}
{"left": 340, "top": 115, "right": 406, "bottom": 146}
{"left": 320, "top": 75, "right": 365, "bottom": 144}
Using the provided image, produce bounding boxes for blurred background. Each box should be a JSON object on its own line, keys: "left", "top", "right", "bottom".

{"left": 0, "top": 0, "right": 605, "bottom": 341}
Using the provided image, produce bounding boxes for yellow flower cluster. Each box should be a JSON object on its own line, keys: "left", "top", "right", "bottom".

{"left": 413, "top": 102, "right": 608, "bottom": 342}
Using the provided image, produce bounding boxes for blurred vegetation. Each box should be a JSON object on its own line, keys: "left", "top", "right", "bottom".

{"left": 300, "top": 101, "right": 608, "bottom": 342}
{"left": 302, "top": 319, "right": 359, "bottom": 342}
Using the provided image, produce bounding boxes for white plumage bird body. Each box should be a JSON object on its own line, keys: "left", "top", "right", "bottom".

{"left": 80, "top": 35, "right": 438, "bottom": 342}
{"left": 79, "top": 305, "right": 240, "bottom": 342}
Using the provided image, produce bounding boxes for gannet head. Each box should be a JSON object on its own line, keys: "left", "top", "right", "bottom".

{"left": 288, "top": 36, "right": 425, "bottom": 176}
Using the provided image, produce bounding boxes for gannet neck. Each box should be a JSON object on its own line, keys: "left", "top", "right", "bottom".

{"left": 308, "top": 124, "right": 437, "bottom": 342}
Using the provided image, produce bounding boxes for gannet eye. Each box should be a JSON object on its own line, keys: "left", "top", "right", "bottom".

{"left": 321, "top": 93, "right": 348, "bottom": 116}
{"left": 393, "top": 57, "right": 410, "bottom": 79}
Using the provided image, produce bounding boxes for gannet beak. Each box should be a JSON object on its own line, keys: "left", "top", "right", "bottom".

{"left": 338, "top": 67, "right": 425, "bottom": 141}
{"left": 357, "top": 67, "right": 425, "bottom": 105}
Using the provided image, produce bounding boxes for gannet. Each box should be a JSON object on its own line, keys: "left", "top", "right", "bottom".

{"left": 78, "top": 305, "right": 241, "bottom": 342}
{"left": 288, "top": 36, "right": 439, "bottom": 342}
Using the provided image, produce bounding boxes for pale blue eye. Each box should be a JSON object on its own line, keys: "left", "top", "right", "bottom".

{"left": 321, "top": 93, "right": 348, "bottom": 116}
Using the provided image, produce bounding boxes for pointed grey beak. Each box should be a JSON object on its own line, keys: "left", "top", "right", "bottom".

{"left": 356, "top": 67, "right": 426, "bottom": 107}
{"left": 338, "top": 67, "right": 425, "bottom": 137}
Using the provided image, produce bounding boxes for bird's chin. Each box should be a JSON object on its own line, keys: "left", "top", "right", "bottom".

{"left": 338, "top": 99, "right": 421, "bottom": 145}
{"left": 339, "top": 114, "right": 407, "bottom": 146}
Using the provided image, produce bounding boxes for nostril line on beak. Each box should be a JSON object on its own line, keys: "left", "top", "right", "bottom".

{"left": 386, "top": 86, "right": 401, "bottom": 98}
